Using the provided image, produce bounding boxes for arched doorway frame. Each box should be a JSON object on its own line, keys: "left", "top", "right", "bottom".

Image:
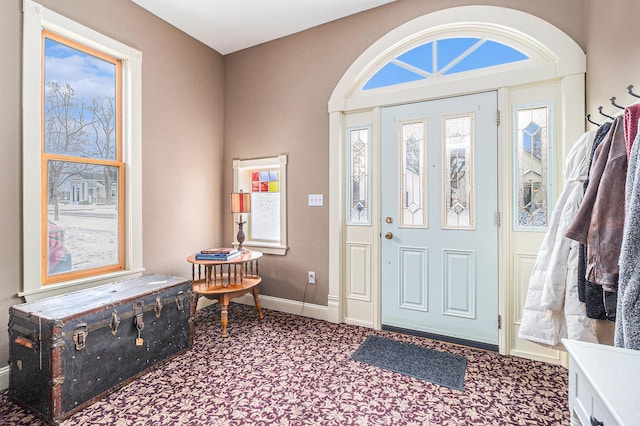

{"left": 327, "top": 5, "right": 586, "bottom": 360}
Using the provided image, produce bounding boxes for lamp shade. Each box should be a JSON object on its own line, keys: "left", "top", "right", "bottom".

{"left": 230, "top": 191, "right": 251, "bottom": 213}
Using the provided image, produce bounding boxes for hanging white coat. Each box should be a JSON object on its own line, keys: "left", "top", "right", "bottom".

{"left": 518, "top": 131, "right": 599, "bottom": 348}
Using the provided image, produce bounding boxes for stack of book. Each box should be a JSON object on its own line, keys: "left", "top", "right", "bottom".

{"left": 195, "top": 248, "right": 241, "bottom": 261}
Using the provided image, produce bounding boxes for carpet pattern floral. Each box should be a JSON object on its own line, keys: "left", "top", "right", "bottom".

{"left": 1, "top": 303, "right": 570, "bottom": 425}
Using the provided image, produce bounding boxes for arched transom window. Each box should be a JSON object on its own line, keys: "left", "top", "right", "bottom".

{"left": 363, "top": 37, "right": 529, "bottom": 91}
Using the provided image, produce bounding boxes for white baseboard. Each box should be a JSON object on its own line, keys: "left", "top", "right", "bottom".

{"left": 233, "top": 294, "right": 329, "bottom": 322}
{"left": 510, "top": 349, "right": 564, "bottom": 366}
{"left": 0, "top": 365, "right": 9, "bottom": 390}
{"left": 344, "top": 317, "right": 374, "bottom": 329}
{"left": 327, "top": 294, "right": 340, "bottom": 323}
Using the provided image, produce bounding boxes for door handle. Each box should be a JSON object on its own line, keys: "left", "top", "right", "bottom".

{"left": 385, "top": 232, "right": 393, "bottom": 239}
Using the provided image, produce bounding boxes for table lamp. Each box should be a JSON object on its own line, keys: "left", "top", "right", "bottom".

{"left": 230, "top": 190, "right": 251, "bottom": 252}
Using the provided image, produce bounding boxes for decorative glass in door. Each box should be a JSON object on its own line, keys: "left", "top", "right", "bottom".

{"left": 400, "top": 120, "right": 427, "bottom": 227}
{"left": 442, "top": 113, "right": 475, "bottom": 230}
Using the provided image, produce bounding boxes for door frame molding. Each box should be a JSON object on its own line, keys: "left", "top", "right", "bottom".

{"left": 327, "top": 5, "right": 586, "bottom": 358}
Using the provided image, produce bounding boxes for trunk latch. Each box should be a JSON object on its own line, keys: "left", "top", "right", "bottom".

{"left": 72, "top": 323, "right": 88, "bottom": 350}
{"left": 133, "top": 301, "right": 145, "bottom": 346}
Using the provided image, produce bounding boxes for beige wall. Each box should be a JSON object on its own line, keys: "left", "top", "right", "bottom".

{"left": 585, "top": 0, "right": 640, "bottom": 121}
{"left": 0, "top": 0, "right": 224, "bottom": 366}
{"left": 223, "top": 0, "right": 586, "bottom": 305}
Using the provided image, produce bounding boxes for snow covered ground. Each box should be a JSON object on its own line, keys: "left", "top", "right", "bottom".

{"left": 48, "top": 203, "right": 119, "bottom": 270}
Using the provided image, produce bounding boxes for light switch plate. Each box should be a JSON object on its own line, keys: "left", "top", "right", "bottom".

{"left": 308, "top": 194, "right": 323, "bottom": 206}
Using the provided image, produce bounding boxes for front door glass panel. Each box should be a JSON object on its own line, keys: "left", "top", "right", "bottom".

{"left": 442, "top": 113, "right": 475, "bottom": 230}
{"left": 400, "top": 120, "right": 427, "bottom": 228}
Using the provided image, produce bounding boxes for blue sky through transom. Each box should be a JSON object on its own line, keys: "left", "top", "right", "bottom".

{"left": 363, "top": 37, "right": 528, "bottom": 90}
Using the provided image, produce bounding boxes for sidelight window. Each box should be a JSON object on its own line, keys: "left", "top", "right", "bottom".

{"left": 347, "top": 126, "right": 371, "bottom": 225}
{"left": 514, "top": 103, "right": 552, "bottom": 230}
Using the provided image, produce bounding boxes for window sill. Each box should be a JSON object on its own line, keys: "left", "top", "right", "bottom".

{"left": 241, "top": 242, "right": 288, "bottom": 256}
{"left": 18, "top": 268, "right": 146, "bottom": 302}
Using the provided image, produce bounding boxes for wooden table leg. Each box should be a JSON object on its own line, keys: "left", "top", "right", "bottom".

{"left": 252, "top": 287, "right": 264, "bottom": 320}
{"left": 220, "top": 294, "right": 230, "bottom": 338}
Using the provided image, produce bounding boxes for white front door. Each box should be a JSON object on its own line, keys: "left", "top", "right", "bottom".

{"left": 381, "top": 91, "right": 499, "bottom": 346}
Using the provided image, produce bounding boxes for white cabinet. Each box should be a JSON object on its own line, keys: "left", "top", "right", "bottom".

{"left": 563, "top": 339, "right": 640, "bottom": 425}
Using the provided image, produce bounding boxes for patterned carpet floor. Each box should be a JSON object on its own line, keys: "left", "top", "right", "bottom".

{"left": 1, "top": 303, "right": 570, "bottom": 425}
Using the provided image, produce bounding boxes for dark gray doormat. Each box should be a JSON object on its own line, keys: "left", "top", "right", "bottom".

{"left": 351, "top": 335, "right": 467, "bottom": 391}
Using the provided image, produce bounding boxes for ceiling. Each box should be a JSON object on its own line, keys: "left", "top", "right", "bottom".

{"left": 130, "top": 0, "right": 395, "bottom": 55}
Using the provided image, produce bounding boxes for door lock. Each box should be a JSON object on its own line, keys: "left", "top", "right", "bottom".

{"left": 385, "top": 217, "right": 393, "bottom": 224}
{"left": 385, "top": 232, "right": 393, "bottom": 239}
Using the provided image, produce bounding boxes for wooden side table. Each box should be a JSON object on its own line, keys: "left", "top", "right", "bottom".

{"left": 187, "top": 250, "right": 264, "bottom": 338}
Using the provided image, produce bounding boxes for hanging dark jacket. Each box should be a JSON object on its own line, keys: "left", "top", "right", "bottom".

{"left": 565, "top": 116, "right": 627, "bottom": 290}
{"left": 577, "top": 122, "right": 616, "bottom": 320}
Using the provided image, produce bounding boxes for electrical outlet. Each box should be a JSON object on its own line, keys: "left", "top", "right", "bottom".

{"left": 307, "top": 271, "right": 316, "bottom": 284}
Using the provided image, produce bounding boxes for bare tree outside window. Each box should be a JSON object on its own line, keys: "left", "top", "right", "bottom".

{"left": 43, "top": 32, "right": 124, "bottom": 280}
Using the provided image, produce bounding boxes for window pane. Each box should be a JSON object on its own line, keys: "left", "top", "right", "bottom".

{"left": 437, "top": 38, "right": 480, "bottom": 72}
{"left": 47, "top": 161, "right": 120, "bottom": 275}
{"left": 401, "top": 121, "right": 427, "bottom": 227}
{"left": 44, "top": 37, "right": 117, "bottom": 160}
{"left": 515, "top": 106, "right": 549, "bottom": 229}
{"left": 396, "top": 42, "right": 434, "bottom": 74}
{"left": 363, "top": 62, "right": 425, "bottom": 90}
{"left": 444, "top": 40, "right": 528, "bottom": 75}
{"left": 443, "top": 114, "right": 474, "bottom": 229}
{"left": 347, "top": 127, "right": 370, "bottom": 225}
{"left": 251, "top": 193, "right": 281, "bottom": 241}
{"left": 249, "top": 167, "right": 281, "bottom": 241}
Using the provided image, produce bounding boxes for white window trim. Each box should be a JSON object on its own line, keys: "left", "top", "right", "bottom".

{"left": 20, "top": 0, "right": 144, "bottom": 301}
{"left": 232, "top": 155, "right": 288, "bottom": 255}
